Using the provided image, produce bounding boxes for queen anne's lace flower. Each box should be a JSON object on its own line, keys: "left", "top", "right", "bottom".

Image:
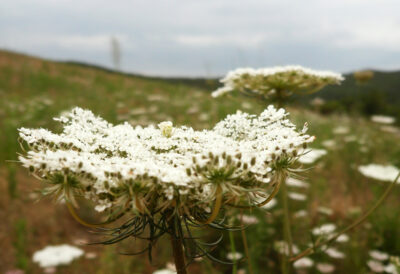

{"left": 316, "top": 263, "right": 335, "bottom": 273}
{"left": 367, "top": 260, "right": 385, "bottom": 273}
{"left": 298, "top": 148, "right": 327, "bottom": 164}
{"left": 32, "top": 245, "right": 84, "bottom": 268}
{"left": 371, "top": 115, "right": 396, "bottom": 125}
{"left": 286, "top": 177, "right": 309, "bottom": 188}
{"left": 369, "top": 250, "right": 390, "bottom": 261}
{"left": 226, "top": 252, "right": 243, "bottom": 261}
{"left": 358, "top": 164, "right": 400, "bottom": 182}
{"left": 288, "top": 192, "right": 307, "bottom": 201}
{"left": 312, "top": 223, "right": 336, "bottom": 236}
{"left": 293, "top": 257, "right": 314, "bottom": 268}
{"left": 212, "top": 65, "right": 343, "bottom": 98}
{"left": 325, "top": 247, "right": 345, "bottom": 259}
{"left": 19, "top": 106, "right": 314, "bottom": 220}
{"left": 274, "top": 241, "right": 300, "bottom": 255}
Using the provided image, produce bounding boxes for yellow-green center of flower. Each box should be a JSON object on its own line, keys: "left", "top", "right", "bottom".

{"left": 158, "top": 121, "right": 173, "bottom": 138}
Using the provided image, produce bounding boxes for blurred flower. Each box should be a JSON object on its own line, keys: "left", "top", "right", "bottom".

{"left": 312, "top": 224, "right": 336, "bottom": 236}
{"left": 32, "top": 244, "right": 84, "bottom": 268}
{"left": 380, "top": 126, "right": 400, "bottom": 135}
{"left": 390, "top": 256, "right": 400, "bottom": 267}
{"left": 288, "top": 192, "right": 307, "bottom": 201}
{"left": 153, "top": 262, "right": 176, "bottom": 274}
{"left": 260, "top": 197, "right": 277, "bottom": 210}
{"left": 325, "top": 247, "right": 345, "bottom": 259}
{"left": 367, "top": 260, "right": 385, "bottom": 273}
{"left": 336, "top": 234, "right": 349, "bottom": 243}
{"left": 148, "top": 94, "right": 166, "bottom": 102}
{"left": 316, "top": 263, "right": 335, "bottom": 273}
{"left": 199, "top": 113, "right": 209, "bottom": 121}
{"left": 212, "top": 66, "right": 343, "bottom": 99}
{"left": 358, "top": 164, "right": 400, "bottom": 182}
{"left": 227, "top": 252, "right": 243, "bottom": 261}
{"left": 317, "top": 206, "right": 333, "bottom": 216}
{"left": 211, "top": 86, "right": 233, "bottom": 98}
{"left": 369, "top": 250, "right": 389, "bottom": 261}
{"left": 353, "top": 70, "right": 374, "bottom": 84}
{"left": 186, "top": 106, "right": 199, "bottom": 114}
{"left": 371, "top": 115, "right": 396, "bottom": 125}
{"left": 298, "top": 149, "right": 327, "bottom": 164}
{"left": 293, "top": 257, "right": 314, "bottom": 268}
{"left": 166, "top": 262, "right": 176, "bottom": 271}
{"left": 321, "top": 140, "right": 336, "bottom": 149}
{"left": 274, "top": 241, "right": 299, "bottom": 255}
{"left": 241, "top": 102, "right": 252, "bottom": 109}
{"left": 333, "top": 126, "right": 349, "bottom": 135}
{"left": 85, "top": 252, "right": 97, "bottom": 259}
{"left": 286, "top": 177, "right": 309, "bottom": 188}
{"left": 384, "top": 263, "right": 399, "bottom": 274}
{"left": 294, "top": 210, "right": 308, "bottom": 218}
{"left": 310, "top": 97, "right": 325, "bottom": 107}
{"left": 240, "top": 215, "right": 259, "bottom": 225}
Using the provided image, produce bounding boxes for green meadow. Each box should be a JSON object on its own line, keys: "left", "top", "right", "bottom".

{"left": 1, "top": 49, "right": 400, "bottom": 273}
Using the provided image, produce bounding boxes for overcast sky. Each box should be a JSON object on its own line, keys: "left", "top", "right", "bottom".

{"left": 1, "top": 0, "right": 400, "bottom": 77}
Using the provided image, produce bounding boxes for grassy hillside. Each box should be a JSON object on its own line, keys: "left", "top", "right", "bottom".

{"left": 295, "top": 70, "right": 400, "bottom": 121}
{"left": 1, "top": 49, "right": 400, "bottom": 274}
{"left": 318, "top": 70, "right": 400, "bottom": 104}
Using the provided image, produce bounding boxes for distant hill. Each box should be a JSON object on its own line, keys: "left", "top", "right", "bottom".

{"left": 297, "top": 70, "right": 400, "bottom": 120}
{"left": 307, "top": 70, "right": 400, "bottom": 104}
{"left": 61, "top": 60, "right": 220, "bottom": 91}
{"left": 1, "top": 49, "right": 399, "bottom": 116}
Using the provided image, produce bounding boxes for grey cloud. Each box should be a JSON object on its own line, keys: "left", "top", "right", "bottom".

{"left": 0, "top": 0, "right": 399, "bottom": 76}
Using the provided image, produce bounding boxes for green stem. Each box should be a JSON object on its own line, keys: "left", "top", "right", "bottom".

{"left": 228, "top": 226, "right": 238, "bottom": 274}
{"left": 240, "top": 210, "right": 254, "bottom": 274}
{"left": 290, "top": 172, "right": 400, "bottom": 262}
{"left": 281, "top": 172, "right": 292, "bottom": 274}
{"left": 275, "top": 89, "right": 285, "bottom": 108}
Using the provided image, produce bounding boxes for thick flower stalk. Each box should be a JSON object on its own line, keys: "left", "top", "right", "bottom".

{"left": 18, "top": 106, "right": 314, "bottom": 273}
{"left": 212, "top": 65, "right": 343, "bottom": 107}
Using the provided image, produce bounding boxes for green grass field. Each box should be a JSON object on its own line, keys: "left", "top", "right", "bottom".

{"left": 1, "top": 49, "right": 400, "bottom": 273}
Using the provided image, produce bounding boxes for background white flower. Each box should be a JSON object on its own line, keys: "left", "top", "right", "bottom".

{"left": 369, "top": 250, "right": 390, "bottom": 261}
{"left": 293, "top": 257, "right": 314, "bottom": 268}
{"left": 312, "top": 223, "right": 336, "bottom": 236}
{"left": 358, "top": 164, "right": 400, "bottom": 182}
{"left": 32, "top": 244, "right": 84, "bottom": 268}
{"left": 371, "top": 115, "right": 396, "bottom": 125}
{"left": 298, "top": 149, "right": 327, "bottom": 164}
{"left": 212, "top": 66, "right": 343, "bottom": 98}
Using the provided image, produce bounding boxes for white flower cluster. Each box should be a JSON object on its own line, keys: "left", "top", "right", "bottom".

{"left": 358, "top": 164, "right": 400, "bottom": 182}
{"left": 367, "top": 250, "right": 399, "bottom": 274}
{"left": 371, "top": 115, "right": 396, "bottom": 125}
{"left": 212, "top": 65, "right": 344, "bottom": 98}
{"left": 297, "top": 148, "right": 327, "bottom": 164}
{"left": 18, "top": 106, "right": 314, "bottom": 217}
{"left": 32, "top": 244, "right": 84, "bottom": 268}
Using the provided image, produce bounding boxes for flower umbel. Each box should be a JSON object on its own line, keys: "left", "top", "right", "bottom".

{"left": 211, "top": 65, "right": 344, "bottom": 104}
{"left": 18, "top": 105, "right": 314, "bottom": 265}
